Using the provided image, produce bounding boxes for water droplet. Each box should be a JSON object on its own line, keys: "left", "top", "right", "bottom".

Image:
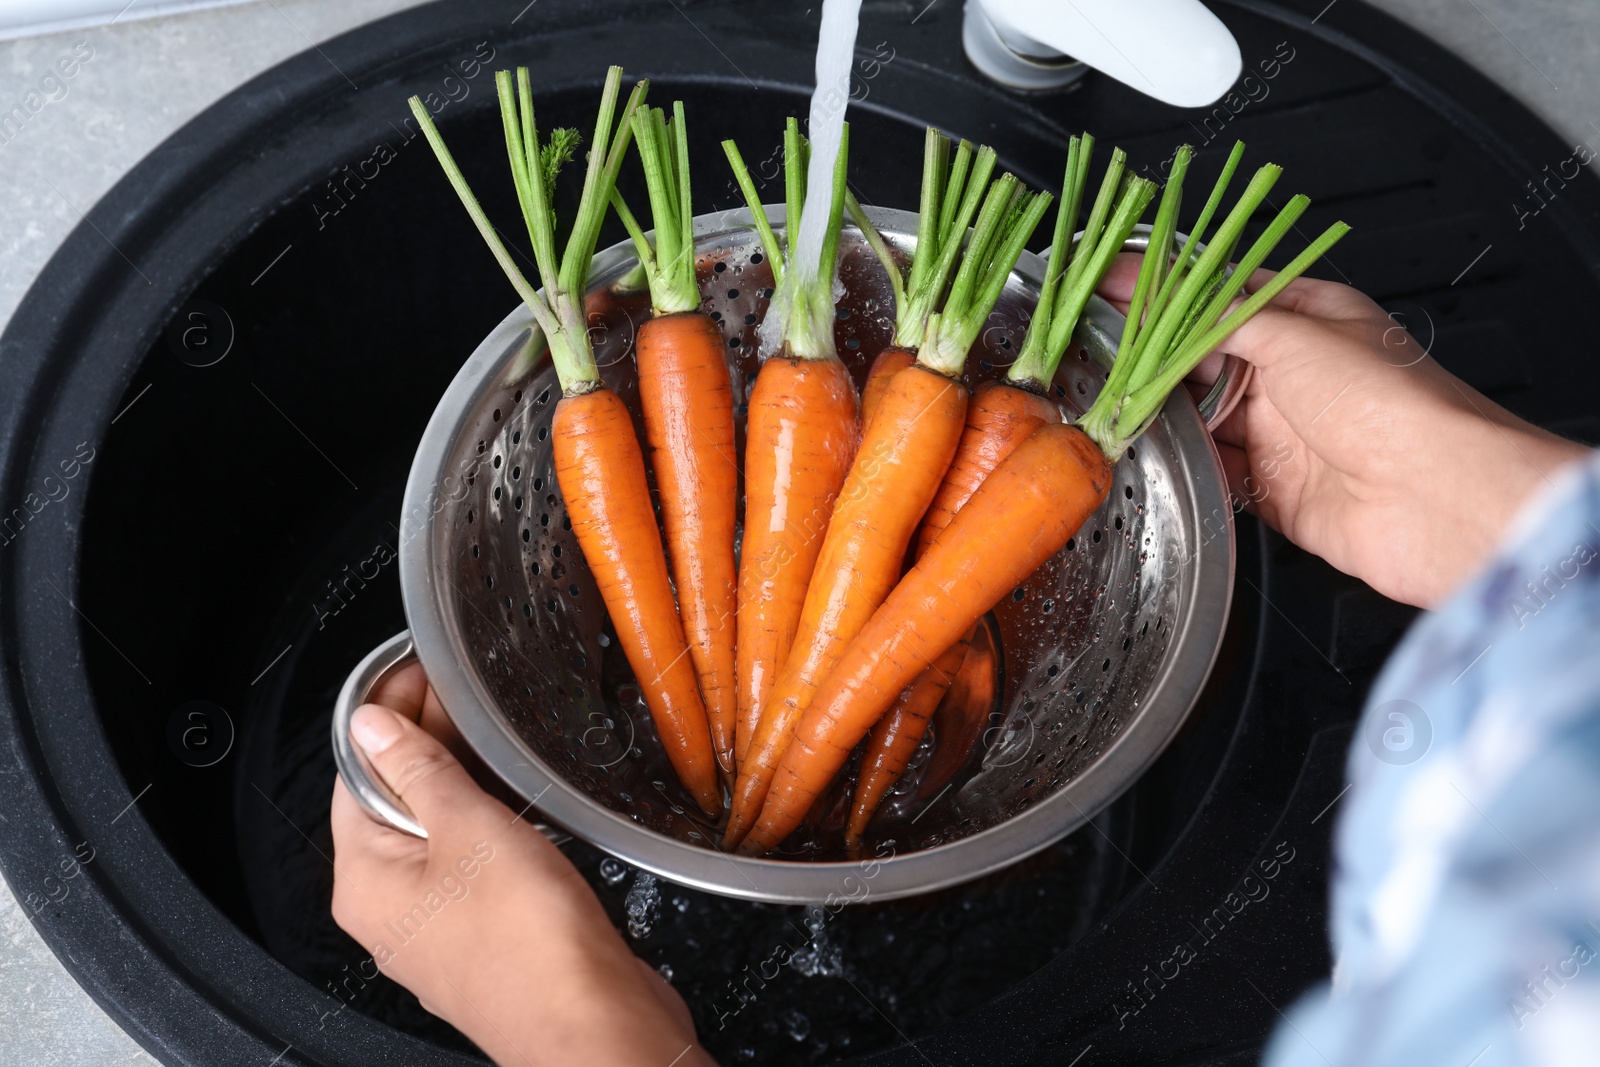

{"left": 781, "top": 1008, "right": 811, "bottom": 1042}
{"left": 625, "top": 871, "right": 660, "bottom": 940}
{"left": 599, "top": 858, "right": 628, "bottom": 885}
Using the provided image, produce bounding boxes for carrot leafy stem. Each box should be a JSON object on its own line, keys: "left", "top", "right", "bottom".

{"left": 918, "top": 173, "right": 1052, "bottom": 376}
{"left": 1009, "top": 139, "right": 1156, "bottom": 391}
{"left": 613, "top": 100, "right": 700, "bottom": 316}
{"left": 1077, "top": 143, "right": 1350, "bottom": 460}
{"left": 850, "top": 130, "right": 1000, "bottom": 352}
{"left": 722, "top": 118, "right": 850, "bottom": 361}
{"left": 410, "top": 65, "right": 646, "bottom": 392}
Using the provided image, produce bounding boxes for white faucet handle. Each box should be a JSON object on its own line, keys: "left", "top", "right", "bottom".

{"left": 965, "top": 0, "right": 1242, "bottom": 107}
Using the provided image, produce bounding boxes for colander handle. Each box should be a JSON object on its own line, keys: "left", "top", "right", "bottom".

{"left": 332, "top": 630, "right": 569, "bottom": 846}
{"left": 1116, "top": 228, "right": 1253, "bottom": 431}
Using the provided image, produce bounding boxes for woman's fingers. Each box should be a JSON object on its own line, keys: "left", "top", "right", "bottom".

{"left": 1095, "top": 254, "right": 1343, "bottom": 376}
{"left": 350, "top": 704, "right": 493, "bottom": 836}
{"left": 367, "top": 660, "right": 479, "bottom": 770}
{"left": 1101, "top": 247, "right": 1375, "bottom": 320}
{"left": 369, "top": 660, "right": 429, "bottom": 723}
{"left": 1239, "top": 262, "right": 1381, "bottom": 322}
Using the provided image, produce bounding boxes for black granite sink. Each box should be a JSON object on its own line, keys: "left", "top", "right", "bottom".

{"left": 1, "top": 1, "right": 1597, "bottom": 1064}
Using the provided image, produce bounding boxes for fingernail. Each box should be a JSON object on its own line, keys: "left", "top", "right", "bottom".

{"left": 352, "top": 705, "right": 404, "bottom": 755}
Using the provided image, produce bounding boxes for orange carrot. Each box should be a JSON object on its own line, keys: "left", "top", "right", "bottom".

{"left": 614, "top": 103, "right": 740, "bottom": 785}
{"left": 634, "top": 312, "right": 738, "bottom": 783}
{"left": 846, "top": 637, "right": 967, "bottom": 845}
{"left": 844, "top": 137, "right": 1151, "bottom": 834}
{"left": 859, "top": 346, "right": 915, "bottom": 429}
{"left": 554, "top": 387, "right": 722, "bottom": 811}
{"left": 844, "top": 380, "right": 1056, "bottom": 842}
{"left": 735, "top": 356, "right": 859, "bottom": 764}
{"left": 724, "top": 121, "right": 860, "bottom": 772}
{"left": 742, "top": 423, "right": 1113, "bottom": 852}
{"left": 412, "top": 67, "right": 721, "bottom": 814}
{"left": 745, "top": 150, "right": 1351, "bottom": 852}
{"left": 726, "top": 169, "right": 1053, "bottom": 847}
{"left": 917, "top": 620, "right": 999, "bottom": 803}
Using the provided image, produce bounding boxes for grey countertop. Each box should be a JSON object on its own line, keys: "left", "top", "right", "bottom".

{"left": 0, "top": 0, "right": 1595, "bottom": 1062}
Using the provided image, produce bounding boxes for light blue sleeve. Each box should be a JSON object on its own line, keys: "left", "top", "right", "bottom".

{"left": 1264, "top": 450, "right": 1600, "bottom": 1067}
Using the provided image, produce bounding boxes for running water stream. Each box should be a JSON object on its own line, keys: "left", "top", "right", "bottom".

{"left": 758, "top": 0, "right": 862, "bottom": 358}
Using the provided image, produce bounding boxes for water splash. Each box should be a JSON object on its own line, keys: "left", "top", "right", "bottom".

{"left": 625, "top": 870, "right": 660, "bottom": 939}
{"left": 788, "top": 905, "right": 846, "bottom": 977}
{"left": 780, "top": 1008, "right": 812, "bottom": 1042}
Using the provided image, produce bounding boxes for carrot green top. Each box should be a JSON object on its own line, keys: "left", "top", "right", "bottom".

{"left": 1007, "top": 137, "right": 1157, "bottom": 392}
{"left": 912, "top": 173, "right": 1053, "bottom": 377}
{"left": 611, "top": 101, "right": 699, "bottom": 317}
{"left": 848, "top": 128, "right": 1052, "bottom": 378}
{"left": 1077, "top": 140, "right": 1351, "bottom": 461}
{"left": 408, "top": 65, "right": 648, "bottom": 393}
{"left": 722, "top": 118, "right": 851, "bottom": 362}
{"left": 844, "top": 129, "right": 998, "bottom": 353}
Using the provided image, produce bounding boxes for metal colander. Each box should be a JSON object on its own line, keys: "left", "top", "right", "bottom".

{"left": 333, "top": 208, "right": 1236, "bottom": 904}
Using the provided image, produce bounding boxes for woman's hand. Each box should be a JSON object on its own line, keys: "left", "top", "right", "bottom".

{"left": 329, "top": 661, "right": 713, "bottom": 1067}
{"left": 1098, "top": 255, "right": 1588, "bottom": 607}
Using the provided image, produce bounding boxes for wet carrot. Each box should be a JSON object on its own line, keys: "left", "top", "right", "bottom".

{"left": 634, "top": 312, "right": 738, "bottom": 784}
{"left": 742, "top": 423, "right": 1114, "bottom": 852}
{"left": 916, "top": 620, "right": 998, "bottom": 804}
{"left": 844, "top": 138, "right": 1150, "bottom": 834}
{"left": 726, "top": 170, "right": 1053, "bottom": 847}
{"left": 724, "top": 121, "right": 860, "bottom": 772}
{"left": 859, "top": 346, "right": 915, "bottom": 429}
{"left": 412, "top": 67, "right": 721, "bottom": 814}
{"left": 615, "top": 103, "right": 740, "bottom": 786}
{"left": 745, "top": 151, "right": 1351, "bottom": 853}
{"left": 554, "top": 387, "right": 722, "bottom": 811}
{"left": 843, "top": 380, "right": 1056, "bottom": 842}
{"left": 735, "top": 356, "right": 859, "bottom": 764}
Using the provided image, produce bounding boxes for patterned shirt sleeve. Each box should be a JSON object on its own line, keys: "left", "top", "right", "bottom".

{"left": 1263, "top": 449, "right": 1600, "bottom": 1067}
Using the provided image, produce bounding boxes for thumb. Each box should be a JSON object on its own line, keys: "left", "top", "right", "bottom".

{"left": 350, "top": 704, "right": 493, "bottom": 834}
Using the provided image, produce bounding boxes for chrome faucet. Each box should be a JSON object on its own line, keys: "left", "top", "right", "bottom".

{"left": 963, "top": 0, "right": 1242, "bottom": 106}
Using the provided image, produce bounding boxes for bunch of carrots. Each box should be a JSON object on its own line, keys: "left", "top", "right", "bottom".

{"left": 410, "top": 68, "right": 1348, "bottom": 856}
